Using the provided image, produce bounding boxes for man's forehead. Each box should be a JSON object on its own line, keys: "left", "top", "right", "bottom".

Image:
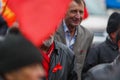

{"left": 69, "top": 1, "right": 84, "bottom": 8}
{"left": 68, "top": 1, "right": 84, "bottom": 10}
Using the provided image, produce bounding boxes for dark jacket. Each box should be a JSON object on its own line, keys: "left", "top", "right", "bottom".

{"left": 82, "top": 37, "right": 119, "bottom": 80}
{"left": 48, "top": 41, "right": 78, "bottom": 80}
{"left": 84, "top": 55, "right": 120, "bottom": 80}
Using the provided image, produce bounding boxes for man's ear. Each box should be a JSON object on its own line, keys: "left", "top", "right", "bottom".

{"left": 110, "top": 32, "right": 116, "bottom": 39}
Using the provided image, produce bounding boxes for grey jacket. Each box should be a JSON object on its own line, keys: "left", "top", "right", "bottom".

{"left": 84, "top": 55, "right": 120, "bottom": 80}
{"left": 54, "top": 23, "right": 93, "bottom": 80}
{"left": 48, "top": 41, "right": 77, "bottom": 80}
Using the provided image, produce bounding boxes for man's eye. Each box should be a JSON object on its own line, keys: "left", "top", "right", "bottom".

{"left": 79, "top": 11, "right": 83, "bottom": 14}
{"left": 71, "top": 10, "right": 77, "bottom": 13}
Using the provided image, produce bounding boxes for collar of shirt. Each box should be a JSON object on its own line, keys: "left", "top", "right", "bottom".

{"left": 63, "top": 20, "right": 77, "bottom": 37}
{"left": 63, "top": 20, "right": 77, "bottom": 50}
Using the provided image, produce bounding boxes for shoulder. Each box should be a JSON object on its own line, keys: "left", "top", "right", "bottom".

{"left": 88, "top": 41, "right": 106, "bottom": 55}
{"left": 55, "top": 23, "right": 64, "bottom": 34}
{"left": 54, "top": 41, "right": 74, "bottom": 58}
{"left": 79, "top": 25, "right": 94, "bottom": 37}
{"left": 86, "top": 63, "right": 112, "bottom": 79}
{"left": 91, "top": 41, "right": 107, "bottom": 50}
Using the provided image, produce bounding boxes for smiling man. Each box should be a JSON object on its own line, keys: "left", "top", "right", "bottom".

{"left": 54, "top": 0, "right": 93, "bottom": 80}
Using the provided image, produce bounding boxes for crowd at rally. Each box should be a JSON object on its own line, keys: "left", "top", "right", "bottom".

{"left": 0, "top": 0, "right": 120, "bottom": 80}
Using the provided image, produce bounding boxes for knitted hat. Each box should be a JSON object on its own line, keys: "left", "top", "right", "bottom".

{"left": 107, "top": 12, "right": 120, "bottom": 34}
{"left": 0, "top": 33, "right": 43, "bottom": 74}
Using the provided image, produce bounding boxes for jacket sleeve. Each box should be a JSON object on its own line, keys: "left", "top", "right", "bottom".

{"left": 82, "top": 47, "right": 99, "bottom": 80}
{"left": 67, "top": 48, "right": 78, "bottom": 80}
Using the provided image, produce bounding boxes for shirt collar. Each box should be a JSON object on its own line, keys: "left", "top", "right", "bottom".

{"left": 63, "top": 20, "right": 69, "bottom": 33}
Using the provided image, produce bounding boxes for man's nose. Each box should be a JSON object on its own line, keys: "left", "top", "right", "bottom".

{"left": 75, "top": 12, "right": 81, "bottom": 19}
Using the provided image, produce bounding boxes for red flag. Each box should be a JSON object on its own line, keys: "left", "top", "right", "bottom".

{"left": 83, "top": 7, "right": 89, "bottom": 19}
{"left": 83, "top": 0, "right": 89, "bottom": 19}
{"left": 7, "top": 0, "right": 71, "bottom": 46}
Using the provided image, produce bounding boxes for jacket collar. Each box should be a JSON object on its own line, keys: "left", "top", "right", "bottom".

{"left": 53, "top": 41, "right": 60, "bottom": 55}
{"left": 56, "top": 22, "right": 66, "bottom": 44}
{"left": 105, "top": 36, "right": 118, "bottom": 50}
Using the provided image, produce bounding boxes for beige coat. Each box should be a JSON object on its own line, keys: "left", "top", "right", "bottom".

{"left": 54, "top": 23, "right": 93, "bottom": 80}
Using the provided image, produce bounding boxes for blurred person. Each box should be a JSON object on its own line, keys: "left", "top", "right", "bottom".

{"left": 0, "top": 33, "right": 45, "bottom": 80}
{"left": 84, "top": 29, "right": 120, "bottom": 80}
{"left": 7, "top": 26, "right": 19, "bottom": 35}
{"left": 54, "top": 0, "right": 93, "bottom": 80}
{"left": 0, "top": 15, "right": 8, "bottom": 36}
{"left": 11, "top": 21, "right": 19, "bottom": 28}
{"left": 82, "top": 12, "right": 120, "bottom": 79}
{"left": 39, "top": 35, "right": 78, "bottom": 80}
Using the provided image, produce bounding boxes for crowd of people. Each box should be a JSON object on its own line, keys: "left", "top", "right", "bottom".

{"left": 0, "top": 0, "right": 120, "bottom": 80}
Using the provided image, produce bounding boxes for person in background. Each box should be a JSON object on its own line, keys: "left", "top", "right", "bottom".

{"left": 7, "top": 26, "right": 19, "bottom": 34}
{"left": 39, "top": 35, "right": 77, "bottom": 80}
{"left": 0, "top": 33, "right": 45, "bottom": 80}
{"left": 84, "top": 29, "right": 120, "bottom": 80}
{"left": 0, "top": 15, "right": 8, "bottom": 36}
{"left": 82, "top": 12, "right": 120, "bottom": 79}
{"left": 54, "top": 0, "right": 93, "bottom": 80}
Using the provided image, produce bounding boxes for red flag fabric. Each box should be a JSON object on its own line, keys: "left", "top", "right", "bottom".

{"left": 83, "top": 0, "right": 89, "bottom": 19}
{"left": 83, "top": 7, "right": 89, "bottom": 19}
{"left": 7, "top": 0, "right": 71, "bottom": 46}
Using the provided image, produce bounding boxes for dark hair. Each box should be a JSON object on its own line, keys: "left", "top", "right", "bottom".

{"left": 74, "top": 0, "right": 86, "bottom": 7}
{"left": 107, "top": 12, "right": 120, "bottom": 34}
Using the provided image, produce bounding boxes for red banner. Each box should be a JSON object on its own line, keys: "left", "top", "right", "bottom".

{"left": 7, "top": 0, "right": 71, "bottom": 46}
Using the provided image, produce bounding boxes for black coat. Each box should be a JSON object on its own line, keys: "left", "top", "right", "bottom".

{"left": 84, "top": 55, "right": 120, "bottom": 80}
{"left": 48, "top": 41, "right": 78, "bottom": 80}
{"left": 82, "top": 37, "right": 119, "bottom": 80}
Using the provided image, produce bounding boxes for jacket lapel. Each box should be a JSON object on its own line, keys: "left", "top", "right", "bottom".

{"left": 56, "top": 22, "right": 66, "bottom": 44}
{"left": 73, "top": 25, "right": 84, "bottom": 53}
{"left": 56, "top": 24, "right": 84, "bottom": 53}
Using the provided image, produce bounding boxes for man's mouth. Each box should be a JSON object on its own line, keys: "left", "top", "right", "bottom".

{"left": 72, "top": 19, "right": 80, "bottom": 24}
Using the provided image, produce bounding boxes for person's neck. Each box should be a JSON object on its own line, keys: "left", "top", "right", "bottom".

{"left": 67, "top": 25, "right": 76, "bottom": 37}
